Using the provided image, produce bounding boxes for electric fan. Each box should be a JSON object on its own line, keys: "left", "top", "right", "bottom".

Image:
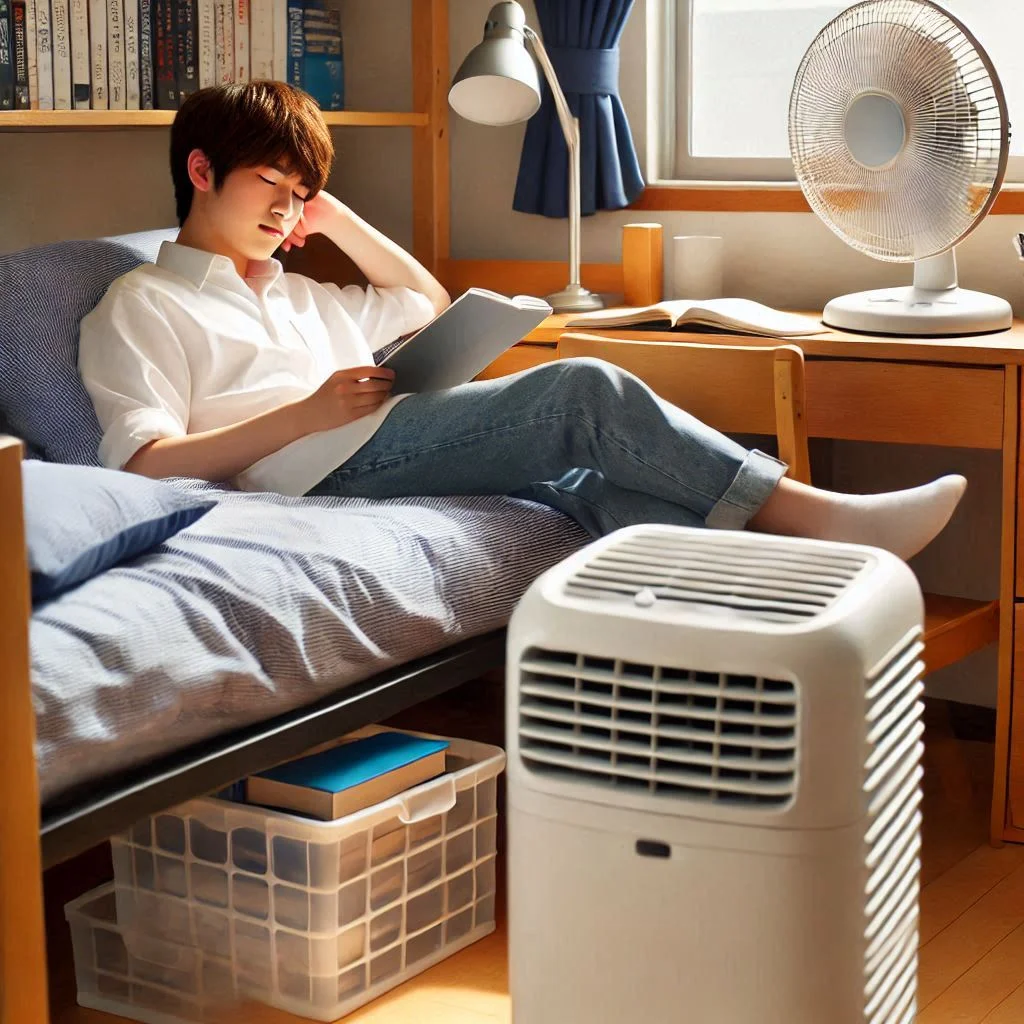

{"left": 789, "top": 0, "right": 1012, "bottom": 335}
{"left": 506, "top": 524, "right": 925, "bottom": 1024}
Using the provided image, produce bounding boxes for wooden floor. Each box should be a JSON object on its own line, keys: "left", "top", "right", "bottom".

{"left": 43, "top": 688, "right": 1024, "bottom": 1023}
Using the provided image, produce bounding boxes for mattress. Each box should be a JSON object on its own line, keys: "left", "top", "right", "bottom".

{"left": 32, "top": 483, "right": 589, "bottom": 804}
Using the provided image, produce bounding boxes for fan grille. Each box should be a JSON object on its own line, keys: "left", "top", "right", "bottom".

{"left": 862, "top": 629, "right": 925, "bottom": 1024}
{"left": 789, "top": 0, "right": 1008, "bottom": 261}
{"left": 517, "top": 649, "right": 799, "bottom": 808}
{"left": 565, "top": 532, "right": 869, "bottom": 624}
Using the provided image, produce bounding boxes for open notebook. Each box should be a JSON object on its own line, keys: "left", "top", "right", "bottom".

{"left": 565, "top": 298, "right": 828, "bottom": 338}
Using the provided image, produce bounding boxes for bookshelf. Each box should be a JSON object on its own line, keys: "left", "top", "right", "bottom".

{"left": 0, "top": 0, "right": 451, "bottom": 277}
{"left": 0, "top": 109, "right": 430, "bottom": 128}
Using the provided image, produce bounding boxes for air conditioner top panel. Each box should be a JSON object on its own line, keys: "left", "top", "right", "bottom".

{"left": 562, "top": 526, "right": 875, "bottom": 626}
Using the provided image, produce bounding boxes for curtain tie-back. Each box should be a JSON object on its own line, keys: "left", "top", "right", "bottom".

{"left": 546, "top": 47, "right": 621, "bottom": 97}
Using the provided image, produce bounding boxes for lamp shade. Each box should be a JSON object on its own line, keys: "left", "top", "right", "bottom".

{"left": 448, "top": 2, "right": 541, "bottom": 126}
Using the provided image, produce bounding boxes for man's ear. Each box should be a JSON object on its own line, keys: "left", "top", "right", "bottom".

{"left": 187, "top": 149, "right": 213, "bottom": 193}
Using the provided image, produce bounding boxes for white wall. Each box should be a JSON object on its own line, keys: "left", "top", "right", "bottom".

{"left": 0, "top": 0, "right": 1010, "bottom": 704}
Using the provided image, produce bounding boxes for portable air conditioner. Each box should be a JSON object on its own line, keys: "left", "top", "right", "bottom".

{"left": 506, "top": 524, "right": 925, "bottom": 1024}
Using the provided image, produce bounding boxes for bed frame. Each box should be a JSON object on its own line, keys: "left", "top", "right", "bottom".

{"left": 0, "top": 435, "right": 511, "bottom": 1021}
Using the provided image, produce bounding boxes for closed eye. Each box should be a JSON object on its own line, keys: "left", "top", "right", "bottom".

{"left": 258, "top": 174, "right": 307, "bottom": 202}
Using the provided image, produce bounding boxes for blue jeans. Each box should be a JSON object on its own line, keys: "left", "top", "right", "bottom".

{"left": 309, "top": 358, "right": 787, "bottom": 538}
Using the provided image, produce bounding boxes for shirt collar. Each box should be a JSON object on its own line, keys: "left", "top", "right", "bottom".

{"left": 156, "top": 240, "right": 284, "bottom": 292}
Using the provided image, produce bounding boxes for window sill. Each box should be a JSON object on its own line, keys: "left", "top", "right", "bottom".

{"left": 632, "top": 181, "right": 1024, "bottom": 214}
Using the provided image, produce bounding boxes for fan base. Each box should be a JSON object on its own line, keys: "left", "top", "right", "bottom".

{"left": 823, "top": 287, "right": 1012, "bottom": 336}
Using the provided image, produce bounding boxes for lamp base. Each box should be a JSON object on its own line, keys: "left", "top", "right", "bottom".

{"left": 545, "top": 284, "right": 604, "bottom": 314}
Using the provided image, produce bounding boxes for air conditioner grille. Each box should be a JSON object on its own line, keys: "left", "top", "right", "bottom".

{"left": 862, "top": 630, "right": 925, "bottom": 1024}
{"left": 565, "top": 534, "right": 870, "bottom": 623}
{"left": 517, "top": 648, "right": 798, "bottom": 807}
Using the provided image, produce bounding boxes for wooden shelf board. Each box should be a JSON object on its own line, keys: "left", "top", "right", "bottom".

{"left": 923, "top": 593, "right": 1000, "bottom": 676}
{"left": 0, "top": 110, "right": 429, "bottom": 130}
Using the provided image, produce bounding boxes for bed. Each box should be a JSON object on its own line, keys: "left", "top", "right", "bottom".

{"left": 0, "top": 229, "right": 590, "bottom": 1021}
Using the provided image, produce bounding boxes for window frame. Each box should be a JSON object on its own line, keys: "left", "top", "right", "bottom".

{"left": 645, "top": 0, "right": 1024, "bottom": 192}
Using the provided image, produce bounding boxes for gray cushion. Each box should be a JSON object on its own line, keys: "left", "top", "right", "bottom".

{"left": 0, "top": 228, "right": 178, "bottom": 465}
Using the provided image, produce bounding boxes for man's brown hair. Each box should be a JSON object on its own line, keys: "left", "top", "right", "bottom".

{"left": 170, "top": 81, "right": 335, "bottom": 225}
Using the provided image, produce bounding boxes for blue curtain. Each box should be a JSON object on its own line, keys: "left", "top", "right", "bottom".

{"left": 513, "top": 0, "right": 644, "bottom": 219}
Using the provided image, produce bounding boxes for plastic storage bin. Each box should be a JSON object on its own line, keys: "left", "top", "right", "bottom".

{"left": 77, "top": 730, "right": 504, "bottom": 1022}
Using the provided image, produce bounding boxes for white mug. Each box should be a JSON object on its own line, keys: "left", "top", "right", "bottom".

{"left": 670, "top": 235, "right": 724, "bottom": 300}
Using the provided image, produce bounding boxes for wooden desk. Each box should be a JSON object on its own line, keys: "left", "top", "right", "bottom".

{"left": 480, "top": 314, "right": 1024, "bottom": 846}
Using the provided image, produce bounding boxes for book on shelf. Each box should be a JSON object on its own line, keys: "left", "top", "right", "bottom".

{"left": 123, "top": 0, "right": 140, "bottom": 107}
{"left": 106, "top": 0, "right": 124, "bottom": 108}
{"left": 245, "top": 731, "right": 450, "bottom": 821}
{"left": 68, "top": 0, "right": 88, "bottom": 108}
{"left": 50, "top": 0, "right": 71, "bottom": 108}
{"left": 34, "top": 0, "right": 51, "bottom": 108}
{"left": 87, "top": 0, "right": 105, "bottom": 108}
{"left": 248, "top": 0, "right": 272, "bottom": 79}
{"left": 272, "top": 0, "right": 286, "bottom": 80}
{"left": 212, "top": 0, "right": 229, "bottom": 85}
{"left": 12, "top": 1, "right": 28, "bottom": 108}
{"left": 173, "top": 0, "right": 197, "bottom": 102}
{"left": 286, "top": 0, "right": 301, "bottom": 86}
{"left": 564, "top": 298, "right": 828, "bottom": 339}
{"left": 153, "top": 0, "right": 175, "bottom": 108}
{"left": 25, "top": 0, "right": 36, "bottom": 108}
{"left": 232, "top": 0, "right": 247, "bottom": 81}
{"left": 1, "top": 0, "right": 15, "bottom": 110}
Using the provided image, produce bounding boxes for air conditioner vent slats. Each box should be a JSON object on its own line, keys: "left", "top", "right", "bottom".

{"left": 517, "top": 649, "right": 798, "bottom": 807}
{"left": 565, "top": 535, "right": 870, "bottom": 623}
{"left": 862, "top": 629, "right": 924, "bottom": 1022}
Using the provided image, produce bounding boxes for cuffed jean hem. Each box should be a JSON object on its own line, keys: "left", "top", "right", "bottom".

{"left": 705, "top": 448, "right": 788, "bottom": 530}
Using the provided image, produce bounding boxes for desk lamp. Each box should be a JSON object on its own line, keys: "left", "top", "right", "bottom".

{"left": 449, "top": 1, "right": 603, "bottom": 313}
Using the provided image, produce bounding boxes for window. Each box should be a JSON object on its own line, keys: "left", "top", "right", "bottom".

{"left": 650, "top": 0, "right": 1024, "bottom": 183}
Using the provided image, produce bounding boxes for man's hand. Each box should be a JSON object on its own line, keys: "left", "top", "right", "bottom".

{"left": 281, "top": 189, "right": 346, "bottom": 253}
{"left": 299, "top": 366, "right": 396, "bottom": 434}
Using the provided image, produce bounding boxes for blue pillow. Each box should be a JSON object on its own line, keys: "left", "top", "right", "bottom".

{"left": 0, "top": 229, "right": 178, "bottom": 466}
{"left": 22, "top": 461, "right": 215, "bottom": 604}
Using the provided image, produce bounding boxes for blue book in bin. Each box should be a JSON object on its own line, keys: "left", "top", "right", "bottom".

{"left": 245, "top": 732, "right": 449, "bottom": 820}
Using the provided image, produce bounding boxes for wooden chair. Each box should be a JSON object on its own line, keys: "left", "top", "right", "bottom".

{"left": 558, "top": 331, "right": 1000, "bottom": 678}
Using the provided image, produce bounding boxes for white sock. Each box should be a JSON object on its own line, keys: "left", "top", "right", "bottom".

{"left": 812, "top": 474, "right": 967, "bottom": 560}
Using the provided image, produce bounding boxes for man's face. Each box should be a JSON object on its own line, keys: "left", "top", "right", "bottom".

{"left": 209, "top": 162, "right": 311, "bottom": 261}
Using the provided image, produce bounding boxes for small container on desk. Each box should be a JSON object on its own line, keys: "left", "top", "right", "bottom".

{"left": 66, "top": 730, "right": 505, "bottom": 1023}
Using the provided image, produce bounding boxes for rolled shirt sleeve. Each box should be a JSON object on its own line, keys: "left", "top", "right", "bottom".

{"left": 78, "top": 286, "right": 191, "bottom": 470}
{"left": 321, "top": 282, "right": 436, "bottom": 351}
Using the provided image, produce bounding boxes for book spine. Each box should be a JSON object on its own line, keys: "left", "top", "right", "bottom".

{"left": 212, "top": 0, "right": 229, "bottom": 84}
{"left": 0, "top": 0, "right": 13, "bottom": 110}
{"left": 34, "top": 0, "right": 51, "bottom": 107}
{"left": 25, "top": 0, "right": 35, "bottom": 107}
{"left": 11, "top": 0, "right": 27, "bottom": 107}
{"left": 285, "top": 0, "right": 300, "bottom": 87}
{"left": 68, "top": 0, "right": 88, "bottom": 107}
{"left": 248, "top": 0, "right": 270, "bottom": 79}
{"left": 173, "top": 0, "right": 195, "bottom": 101}
{"left": 50, "top": 0, "right": 71, "bottom": 108}
{"left": 123, "top": 0, "right": 137, "bottom": 106}
{"left": 153, "top": 0, "right": 174, "bottom": 107}
{"left": 107, "top": 0, "right": 125, "bottom": 107}
{"left": 138, "top": 0, "right": 152, "bottom": 106}
{"left": 271, "top": 0, "right": 284, "bottom": 80}
{"left": 232, "top": 0, "right": 246, "bottom": 82}
{"left": 87, "top": 0, "right": 105, "bottom": 107}
{"left": 196, "top": 0, "right": 212, "bottom": 86}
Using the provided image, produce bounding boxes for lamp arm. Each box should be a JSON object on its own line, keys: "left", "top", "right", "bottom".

{"left": 523, "top": 24, "right": 583, "bottom": 292}
{"left": 522, "top": 25, "right": 577, "bottom": 149}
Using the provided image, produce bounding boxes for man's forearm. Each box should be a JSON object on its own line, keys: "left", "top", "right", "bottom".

{"left": 126, "top": 398, "right": 310, "bottom": 482}
{"left": 322, "top": 204, "right": 450, "bottom": 315}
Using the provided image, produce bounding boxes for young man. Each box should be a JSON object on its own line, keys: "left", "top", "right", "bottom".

{"left": 79, "top": 81, "right": 966, "bottom": 559}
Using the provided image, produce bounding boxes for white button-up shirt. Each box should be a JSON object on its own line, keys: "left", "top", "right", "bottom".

{"left": 78, "top": 240, "right": 435, "bottom": 495}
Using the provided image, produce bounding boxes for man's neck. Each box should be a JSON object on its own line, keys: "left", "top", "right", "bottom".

{"left": 176, "top": 219, "right": 249, "bottom": 279}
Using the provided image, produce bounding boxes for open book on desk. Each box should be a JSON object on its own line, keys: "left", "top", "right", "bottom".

{"left": 564, "top": 298, "right": 828, "bottom": 338}
{"left": 381, "top": 287, "right": 553, "bottom": 393}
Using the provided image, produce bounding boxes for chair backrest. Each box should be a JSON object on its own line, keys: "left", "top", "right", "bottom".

{"left": 558, "top": 332, "right": 812, "bottom": 484}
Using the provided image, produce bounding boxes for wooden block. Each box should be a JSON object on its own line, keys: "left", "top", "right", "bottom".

{"left": 621, "top": 223, "right": 663, "bottom": 307}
